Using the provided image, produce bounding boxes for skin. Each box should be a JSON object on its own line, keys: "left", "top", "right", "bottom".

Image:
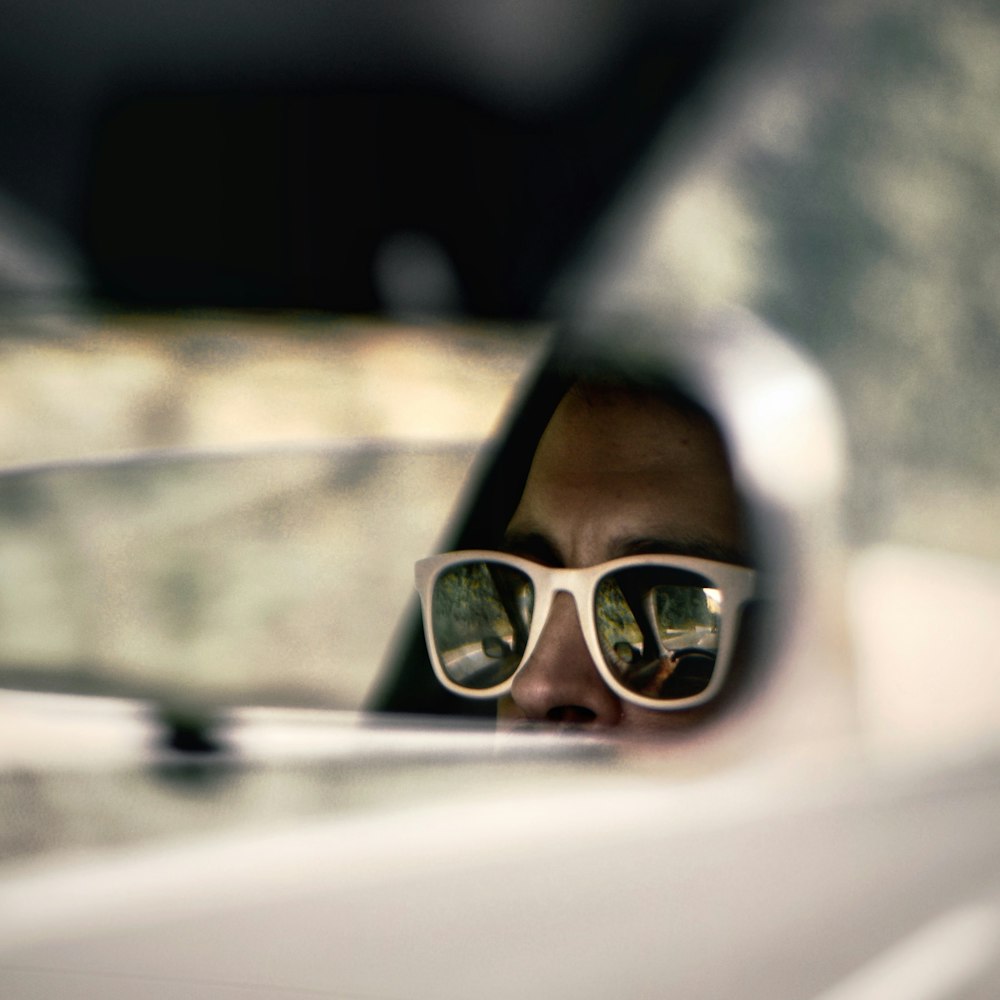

{"left": 497, "top": 383, "right": 748, "bottom": 736}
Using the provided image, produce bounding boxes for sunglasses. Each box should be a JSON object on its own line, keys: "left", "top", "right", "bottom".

{"left": 415, "top": 550, "right": 756, "bottom": 711}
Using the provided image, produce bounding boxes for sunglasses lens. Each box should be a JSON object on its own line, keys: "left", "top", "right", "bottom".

{"left": 431, "top": 561, "right": 534, "bottom": 690}
{"left": 594, "top": 567, "right": 723, "bottom": 701}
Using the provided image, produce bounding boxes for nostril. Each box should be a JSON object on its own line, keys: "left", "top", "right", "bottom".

{"left": 546, "top": 705, "right": 597, "bottom": 724}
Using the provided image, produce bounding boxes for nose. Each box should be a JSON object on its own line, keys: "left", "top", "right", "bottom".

{"left": 509, "top": 592, "right": 623, "bottom": 725}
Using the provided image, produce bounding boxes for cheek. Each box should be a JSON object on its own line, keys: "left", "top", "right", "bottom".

{"left": 619, "top": 702, "right": 716, "bottom": 735}
{"left": 496, "top": 694, "right": 523, "bottom": 722}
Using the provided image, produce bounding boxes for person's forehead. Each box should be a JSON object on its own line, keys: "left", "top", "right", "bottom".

{"left": 536, "top": 385, "right": 718, "bottom": 469}
{"left": 506, "top": 385, "right": 746, "bottom": 565}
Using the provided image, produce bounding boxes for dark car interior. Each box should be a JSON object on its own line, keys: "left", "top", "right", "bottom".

{"left": 1, "top": 0, "right": 766, "bottom": 315}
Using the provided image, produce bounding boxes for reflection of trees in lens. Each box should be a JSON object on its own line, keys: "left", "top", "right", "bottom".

{"left": 594, "top": 578, "right": 664, "bottom": 693}
{"left": 433, "top": 562, "right": 532, "bottom": 655}
{"left": 595, "top": 577, "right": 643, "bottom": 654}
{"left": 652, "top": 585, "right": 720, "bottom": 634}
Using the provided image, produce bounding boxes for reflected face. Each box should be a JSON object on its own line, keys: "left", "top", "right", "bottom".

{"left": 498, "top": 384, "right": 747, "bottom": 734}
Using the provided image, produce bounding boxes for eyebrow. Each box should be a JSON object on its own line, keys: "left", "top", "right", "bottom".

{"left": 500, "top": 531, "right": 562, "bottom": 566}
{"left": 613, "top": 535, "right": 751, "bottom": 567}
{"left": 501, "top": 530, "right": 750, "bottom": 568}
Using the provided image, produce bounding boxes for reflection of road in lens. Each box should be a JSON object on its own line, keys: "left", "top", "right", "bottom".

{"left": 662, "top": 625, "right": 719, "bottom": 651}
{"left": 441, "top": 637, "right": 520, "bottom": 689}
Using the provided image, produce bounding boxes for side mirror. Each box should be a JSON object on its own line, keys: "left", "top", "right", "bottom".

{"left": 373, "top": 307, "right": 853, "bottom": 752}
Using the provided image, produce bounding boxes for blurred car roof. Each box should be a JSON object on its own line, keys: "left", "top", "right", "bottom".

{"left": 0, "top": 0, "right": 765, "bottom": 314}
{"left": 3, "top": 724, "right": 1000, "bottom": 1000}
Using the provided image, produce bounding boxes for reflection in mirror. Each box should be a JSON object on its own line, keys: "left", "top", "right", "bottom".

{"left": 377, "top": 309, "right": 852, "bottom": 754}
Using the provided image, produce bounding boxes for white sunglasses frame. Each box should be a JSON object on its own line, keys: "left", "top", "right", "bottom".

{"left": 415, "top": 550, "right": 756, "bottom": 711}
